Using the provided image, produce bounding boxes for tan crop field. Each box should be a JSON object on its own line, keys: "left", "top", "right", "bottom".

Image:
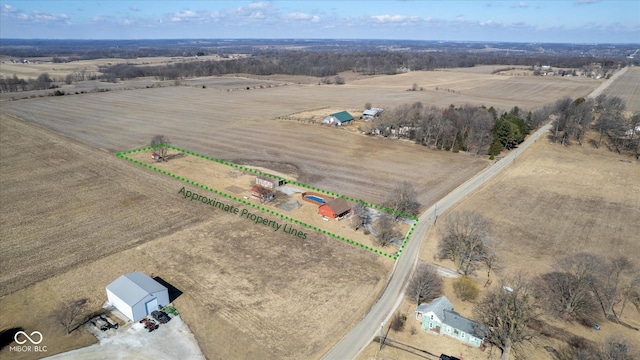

{"left": 0, "top": 55, "right": 234, "bottom": 79}
{"left": 601, "top": 66, "right": 640, "bottom": 111}
{"left": 0, "top": 114, "right": 389, "bottom": 359}
{"left": 0, "top": 85, "right": 490, "bottom": 209}
{"left": 423, "top": 136, "right": 640, "bottom": 275}
{"left": 0, "top": 67, "right": 602, "bottom": 209}
{"left": 0, "top": 64, "right": 615, "bottom": 359}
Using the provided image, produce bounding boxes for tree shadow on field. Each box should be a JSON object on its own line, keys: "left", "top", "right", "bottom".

{"left": 153, "top": 277, "right": 183, "bottom": 302}
{"left": 164, "top": 153, "right": 187, "bottom": 161}
{"left": 0, "top": 327, "right": 24, "bottom": 351}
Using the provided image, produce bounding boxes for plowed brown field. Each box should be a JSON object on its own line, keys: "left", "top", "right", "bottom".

{"left": 0, "top": 67, "right": 601, "bottom": 209}
{"left": 0, "top": 114, "right": 389, "bottom": 360}
{"left": 601, "top": 66, "right": 640, "bottom": 111}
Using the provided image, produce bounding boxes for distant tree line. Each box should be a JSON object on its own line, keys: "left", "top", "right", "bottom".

{"left": 0, "top": 73, "right": 58, "bottom": 92}
{"left": 94, "top": 51, "right": 631, "bottom": 82}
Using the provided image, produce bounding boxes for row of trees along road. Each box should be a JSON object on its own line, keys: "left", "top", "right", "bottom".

{"left": 361, "top": 102, "right": 551, "bottom": 158}
{"left": 425, "top": 211, "right": 639, "bottom": 360}
{"left": 363, "top": 94, "right": 639, "bottom": 160}
{"left": 552, "top": 94, "right": 640, "bottom": 159}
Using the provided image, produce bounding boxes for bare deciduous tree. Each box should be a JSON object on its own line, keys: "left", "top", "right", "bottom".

{"left": 350, "top": 202, "right": 369, "bottom": 231}
{"left": 383, "top": 181, "right": 420, "bottom": 218}
{"left": 53, "top": 298, "right": 89, "bottom": 334}
{"left": 554, "top": 336, "right": 637, "bottom": 360}
{"left": 150, "top": 134, "right": 170, "bottom": 161}
{"left": 535, "top": 252, "right": 601, "bottom": 323}
{"left": 469, "top": 109, "right": 494, "bottom": 155}
{"left": 619, "top": 274, "right": 640, "bottom": 319}
{"left": 482, "top": 238, "right": 501, "bottom": 287}
{"left": 406, "top": 263, "right": 443, "bottom": 305}
{"left": 592, "top": 256, "right": 634, "bottom": 321}
{"left": 602, "top": 336, "right": 637, "bottom": 360}
{"left": 437, "top": 211, "right": 490, "bottom": 276}
{"left": 595, "top": 95, "right": 626, "bottom": 149}
{"left": 373, "top": 214, "right": 400, "bottom": 247}
{"left": 474, "top": 275, "right": 542, "bottom": 360}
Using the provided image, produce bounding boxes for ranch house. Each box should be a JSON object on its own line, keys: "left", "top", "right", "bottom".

{"left": 318, "top": 198, "right": 352, "bottom": 219}
{"left": 415, "top": 296, "right": 487, "bottom": 348}
{"left": 323, "top": 111, "right": 354, "bottom": 126}
{"left": 106, "top": 272, "right": 170, "bottom": 322}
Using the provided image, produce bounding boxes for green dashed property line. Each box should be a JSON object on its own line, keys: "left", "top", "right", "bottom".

{"left": 138, "top": 144, "right": 419, "bottom": 221}
{"left": 118, "top": 146, "right": 420, "bottom": 260}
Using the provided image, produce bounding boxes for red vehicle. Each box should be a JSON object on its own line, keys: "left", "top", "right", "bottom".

{"left": 139, "top": 318, "right": 159, "bottom": 332}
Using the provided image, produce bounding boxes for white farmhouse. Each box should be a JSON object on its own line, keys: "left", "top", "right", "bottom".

{"left": 106, "top": 272, "right": 169, "bottom": 321}
{"left": 415, "top": 296, "right": 487, "bottom": 348}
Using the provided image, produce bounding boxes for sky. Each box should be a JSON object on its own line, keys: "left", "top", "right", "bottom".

{"left": 0, "top": 1, "right": 638, "bottom": 43}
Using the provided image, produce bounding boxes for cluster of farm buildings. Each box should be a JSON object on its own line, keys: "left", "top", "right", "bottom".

{"left": 321, "top": 108, "right": 384, "bottom": 126}
{"left": 250, "top": 175, "right": 353, "bottom": 220}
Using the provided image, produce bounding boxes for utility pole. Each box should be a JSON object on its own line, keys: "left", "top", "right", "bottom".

{"left": 379, "top": 321, "right": 384, "bottom": 350}
{"left": 434, "top": 203, "right": 438, "bottom": 225}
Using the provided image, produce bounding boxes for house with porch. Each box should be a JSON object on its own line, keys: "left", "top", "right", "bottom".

{"left": 415, "top": 296, "right": 487, "bottom": 348}
{"left": 318, "top": 198, "right": 352, "bottom": 219}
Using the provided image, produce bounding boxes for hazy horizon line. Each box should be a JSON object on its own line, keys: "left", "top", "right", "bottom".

{"left": 1, "top": 38, "right": 639, "bottom": 46}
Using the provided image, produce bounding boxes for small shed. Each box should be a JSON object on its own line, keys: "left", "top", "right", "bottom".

{"left": 106, "top": 272, "right": 169, "bottom": 322}
{"left": 362, "top": 108, "right": 384, "bottom": 120}
{"left": 251, "top": 185, "right": 274, "bottom": 202}
{"left": 323, "top": 111, "right": 354, "bottom": 126}
{"left": 256, "top": 175, "right": 285, "bottom": 189}
{"left": 318, "top": 198, "right": 352, "bottom": 219}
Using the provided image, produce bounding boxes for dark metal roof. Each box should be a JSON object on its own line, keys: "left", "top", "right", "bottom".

{"left": 323, "top": 198, "right": 352, "bottom": 215}
{"left": 416, "top": 296, "right": 487, "bottom": 340}
{"left": 443, "top": 310, "right": 488, "bottom": 339}
{"left": 415, "top": 296, "right": 453, "bottom": 321}
{"left": 330, "top": 111, "right": 354, "bottom": 122}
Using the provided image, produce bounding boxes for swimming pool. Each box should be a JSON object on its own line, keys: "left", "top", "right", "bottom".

{"left": 304, "top": 195, "right": 324, "bottom": 204}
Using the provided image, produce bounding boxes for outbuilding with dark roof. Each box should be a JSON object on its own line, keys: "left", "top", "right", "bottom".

{"left": 322, "top": 111, "right": 354, "bottom": 126}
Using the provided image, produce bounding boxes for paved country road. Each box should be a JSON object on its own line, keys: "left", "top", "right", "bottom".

{"left": 321, "top": 68, "right": 625, "bottom": 359}
{"left": 321, "top": 122, "right": 552, "bottom": 360}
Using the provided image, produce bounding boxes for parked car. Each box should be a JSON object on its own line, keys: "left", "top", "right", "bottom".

{"left": 440, "top": 355, "right": 461, "bottom": 360}
{"left": 151, "top": 310, "right": 171, "bottom": 324}
{"left": 140, "top": 318, "right": 159, "bottom": 332}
